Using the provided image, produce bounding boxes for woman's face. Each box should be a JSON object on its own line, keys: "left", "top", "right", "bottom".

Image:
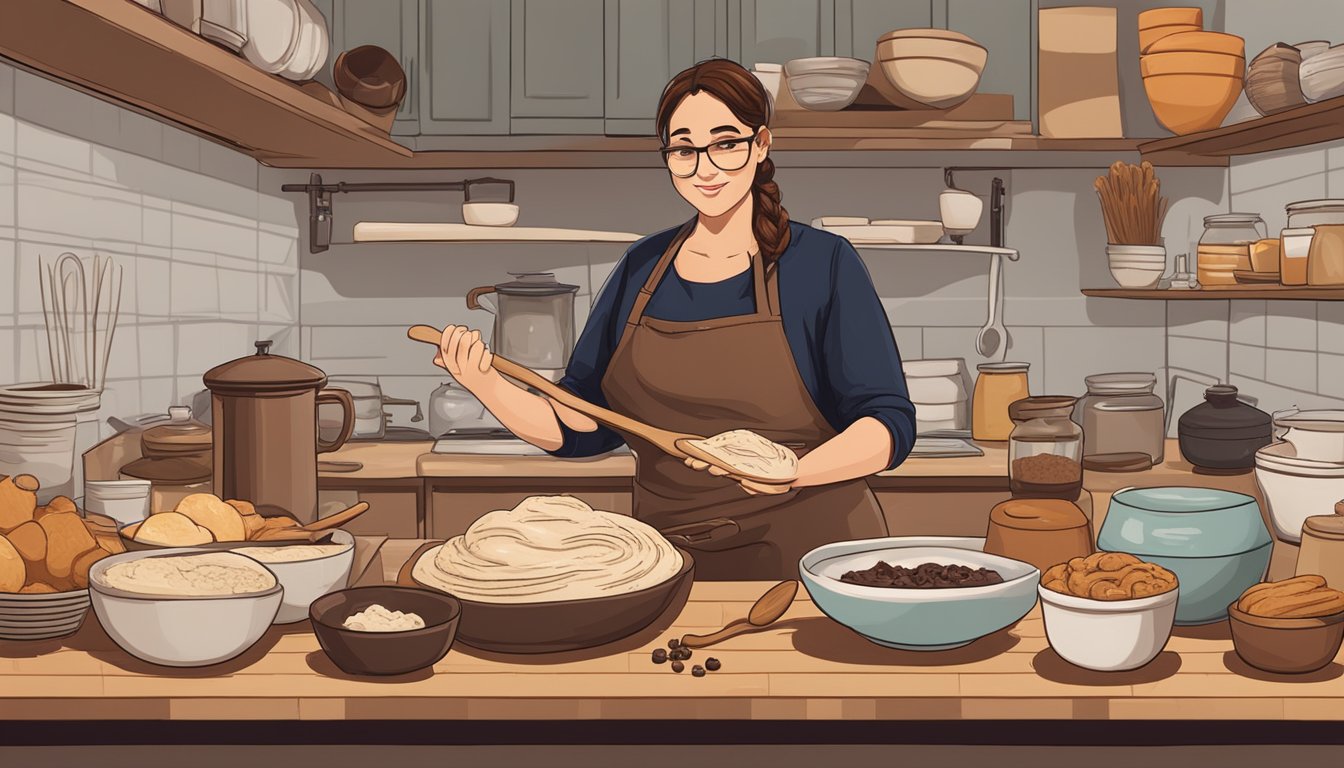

{"left": 664, "top": 91, "right": 770, "bottom": 219}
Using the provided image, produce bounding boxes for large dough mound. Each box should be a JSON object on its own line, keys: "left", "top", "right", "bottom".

{"left": 413, "top": 495, "right": 682, "bottom": 603}
{"left": 687, "top": 429, "right": 799, "bottom": 481}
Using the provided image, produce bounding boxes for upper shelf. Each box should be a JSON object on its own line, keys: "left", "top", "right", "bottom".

{"left": 1139, "top": 95, "right": 1344, "bottom": 164}
{"left": 1084, "top": 286, "right": 1344, "bottom": 301}
{"left": 353, "top": 222, "right": 641, "bottom": 244}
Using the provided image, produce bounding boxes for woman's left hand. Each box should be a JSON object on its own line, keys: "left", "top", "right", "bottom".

{"left": 683, "top": 457, "right": 794, "bottom": 495}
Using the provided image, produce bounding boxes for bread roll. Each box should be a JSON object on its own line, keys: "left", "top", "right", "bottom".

{"left": 6, "top": 520, "right": 47, "bottom": 567}
{"left": 227, "top": 499, "right": 258, "bottom": 517}
{"left": 0, "top": 474, "right": 39, "bottom": 532}
{"left": 38, "top": 512, "right": 98, "bottom": 580}
{"left": 0, "top": 534, "right": 25, "bottom": 592}
{"left": 134, "top": 512, "right": 214, "bottom": 547}
{"left": 176, "top": 494, "right": 246, "bottom": 542}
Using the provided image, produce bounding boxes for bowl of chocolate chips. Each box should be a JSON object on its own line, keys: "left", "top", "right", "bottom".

{"left": 799, "top": 536, "right": 1041, "bottom": 651}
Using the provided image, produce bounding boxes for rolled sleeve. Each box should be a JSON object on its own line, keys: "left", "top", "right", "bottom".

{"left": 820, "top": 240, "right": 918, "bottom": 470}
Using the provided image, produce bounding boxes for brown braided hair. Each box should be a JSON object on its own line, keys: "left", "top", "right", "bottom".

{"left": 655, "top": 59, "right": 792, "bottom": 265}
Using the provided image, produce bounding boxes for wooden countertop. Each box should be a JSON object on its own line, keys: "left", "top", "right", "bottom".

{"left": 1, "top": 540, "right": 1336, "bottom": 723}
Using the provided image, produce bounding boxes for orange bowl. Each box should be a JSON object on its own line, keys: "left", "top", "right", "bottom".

{"left": 1141, "top": 51, "right": 1245, "bottom": 77}
{"left": 1138, "top": 7, "right": 1204, "bottom": 29}
{"left": 1142, "top": 73, "right": 1244, "bottom": 134}
{"left": 1140, "top": 23, "right": 1202, "bottom": 54}
{"left": 1147, "top": 30, "right": 1246, "bottom": 58}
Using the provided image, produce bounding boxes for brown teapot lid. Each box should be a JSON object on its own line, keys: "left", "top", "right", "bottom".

{"left": 141, "top": 406, "right": 211, "bottom": 457}
{"left": 989, "top": 498, "right": 1090, "bottom": 531}
{"left": 204, "top": 340, "right": 327, "bottom": 394}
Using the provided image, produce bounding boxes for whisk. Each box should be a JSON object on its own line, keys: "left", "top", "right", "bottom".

{"left": 38, "top": 253, "right": 123, "bottom": 392}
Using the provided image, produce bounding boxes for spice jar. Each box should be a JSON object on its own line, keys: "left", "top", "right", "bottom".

{"left": 1176, "top": 385, "right": 1272, "bottom": 474}
{"left": 1008, "top": 396, "right": 1083, "bottom": 500}
{"left": 1074, "top": 372, "right": 1165, "bottom": 467}
{"left": 1295, "top": 514, "right": 1344, "bottom": 589}
{"left": 972, "top": 362, "right": 1031, "bottom": 442}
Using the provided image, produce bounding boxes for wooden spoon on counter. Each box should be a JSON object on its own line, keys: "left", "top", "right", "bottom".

{"left": 408, "top": 324, "right": 792, "bottom": 483}
{"left": 680, "top": 580, "right": 798, "bottom": 649}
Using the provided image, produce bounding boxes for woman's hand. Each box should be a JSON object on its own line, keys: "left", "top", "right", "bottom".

{"left": 682, "top": 456, "right": 793, "bottom": 496}
{"left": 433, "top": 325, "right": 499, "bottom": 393}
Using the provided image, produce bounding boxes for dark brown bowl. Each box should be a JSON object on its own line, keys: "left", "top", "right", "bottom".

{"left": 310, "top": 586, "right": 461, "bottom": 676}
{"left": 399, "top": 542, "right": 695, "bottom": 654}
{"left": 1227, "top": 601, "right": 1344, "bottom": 675}
{"left": 333, "top": 45, "right": 407, "bottom": 109}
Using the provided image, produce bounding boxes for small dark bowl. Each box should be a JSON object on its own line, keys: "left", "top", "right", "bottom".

{"left": 1227, "top": 601, "right": 1344, "bottom": 675}
{"left": 310, "top": 586, "right": 461, "bottom": 676}
{"left": 333, "top": 45, "right": 408, "bottom": 109}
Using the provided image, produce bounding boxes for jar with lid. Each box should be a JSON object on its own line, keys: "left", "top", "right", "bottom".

{"left": 1074, "top": 372, "right": 1165, "bottom": 467}
{"left": 1198, "top": 213, "right": 1266, "bottom": 283}
{"left": 119, "top": 406, "right": 213, "bottom": 513}
{"left": 1176, "top": 384, "right": 1272, "bottom": 474}
{"left": 1295, "top": 514, "right": 1344, "bottom": 589}
{"left": 972, "top": 362, "right": 1030, "bottom": 441}
{"left": 1008, "top": 396, "right": 1083, "bottom": 500}
{"left": 1199, "top": 213, "right": 1267, "bottom": 246}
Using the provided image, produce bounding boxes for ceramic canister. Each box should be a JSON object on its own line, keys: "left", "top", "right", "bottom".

{"left": 1098, "top": 486, "right": 1272, "bottom": 625}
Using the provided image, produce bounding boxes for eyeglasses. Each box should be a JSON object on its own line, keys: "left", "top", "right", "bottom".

{"left": 659, "top": 131, "right": 760, "bottom": 178}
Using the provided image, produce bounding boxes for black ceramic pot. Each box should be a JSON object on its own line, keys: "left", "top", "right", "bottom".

{"left": 1178, "top": 385, "right": 1273, "bottom": 474}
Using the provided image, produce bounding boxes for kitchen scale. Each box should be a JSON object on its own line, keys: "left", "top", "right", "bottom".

{"left": 432, "top": 427, "right": 631, "bottom": 456}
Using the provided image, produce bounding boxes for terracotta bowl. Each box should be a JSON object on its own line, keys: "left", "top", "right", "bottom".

{"left": 1227, "top": 602, "right": 1344, "bottom": 674}
{"left": 1142, "top": 73, "right": 1244, "bottom": 134}
{"left": 333, "top": 45, "right": 408, "bottom": 109}
{"left": 1147, "top": 30, "right": 1246, "bottom": 58}
{"left": 1141, "top": 51, "right": 1245, "bottom": 78}
{"left": 310, "top": 586, "right": 461, "bottom": 676}
{"left": 1140, "top": 23, "right": 1202, "bottom": 54}
{"left": 1137, "top": 6, "right": 1204, "bottom": 30}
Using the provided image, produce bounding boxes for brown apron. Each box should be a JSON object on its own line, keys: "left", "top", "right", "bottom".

{"left": 601, "top": 221, "right": 888, "bottom": 580}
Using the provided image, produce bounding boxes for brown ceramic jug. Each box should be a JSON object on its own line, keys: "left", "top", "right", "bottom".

{"left": 203, "top": 341, "right": 354, "bottom": 523}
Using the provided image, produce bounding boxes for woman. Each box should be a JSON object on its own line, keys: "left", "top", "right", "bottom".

{"left": 433, "top": 59, "right": 916, "bottom": 580}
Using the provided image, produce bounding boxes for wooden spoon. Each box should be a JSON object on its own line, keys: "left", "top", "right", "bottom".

{"left": 680, "top": 580, "right": 798, "bottom": 649}
{"left": 299, "top": 501, "right": 370, "bottom": 532}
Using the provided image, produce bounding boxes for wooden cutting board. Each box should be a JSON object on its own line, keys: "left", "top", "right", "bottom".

{"left": 1038, "top": 6, "right": 1124, "bottom": 138}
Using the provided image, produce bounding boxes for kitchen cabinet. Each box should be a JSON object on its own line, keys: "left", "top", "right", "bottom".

{"left": 318, "top": 0, "right": 421, "bottom": 136}
{"left": 317, "top": 481, "right": 424, "bottom": 539}
{"left": 418, "top": 0, "right": 511, "bottom": 135}
{"left": 833, "top": 0, "right": 931, "bottom": 58}
{"left": 511, "top": 0, "right": 606, "bottom": 134}
{"left": 604, "top": 0, "right": 727, "bottom": 136}
{"left": 947, "top": 0, "right": 1032, "bottom": 122}
{"left": 728, "top": 0, "right": 834, "bottom": 66}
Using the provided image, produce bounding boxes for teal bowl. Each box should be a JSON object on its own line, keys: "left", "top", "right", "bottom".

{"left": 1098, "top": 486, "right": 1271, "bottom": 625}
{"left": 799, "top": 536, "right": 1040, "bottom": 651}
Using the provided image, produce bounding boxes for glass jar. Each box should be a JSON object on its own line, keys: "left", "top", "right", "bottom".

{"left": 1198, "top": 213, "right": 1266, "bottom": 282}
{"left": 1008, "top": 396, "right": 1083, "bottom": 500}
{"left": 1295, "top": 514, "right": 1344, "bottom": 589}
{"left": 972, "top": 362, "right": 1030, "bottom": 441}
{"left": 1074, "top": 373, "right": 1165, "bottom": 466}
{"left": 1199, "top": 213, "right": 1267, "bottom": 246}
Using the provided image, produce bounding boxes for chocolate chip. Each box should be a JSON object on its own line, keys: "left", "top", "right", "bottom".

{"left": 652, "top": 648, "right": 667, "bottom": 664}
{"left": 667, "top": 638, "right": 681, "bottom": 649}
{"left": 691, "top": 665, "right": 705, "bottom": 677}
{"left": 705, "top": 657, "right": 721, "bottom": 671}
{"left": 671, "top": 660, "right": 684, "bottom": 673}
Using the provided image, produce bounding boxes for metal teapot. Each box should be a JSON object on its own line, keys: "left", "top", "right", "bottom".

{"left": 466, "top": 272, "right": 578, "bottom": 374}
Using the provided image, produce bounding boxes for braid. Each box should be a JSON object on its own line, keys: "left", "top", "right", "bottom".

{"left": 751, "top": 157, "right": 791, "bottom": 266}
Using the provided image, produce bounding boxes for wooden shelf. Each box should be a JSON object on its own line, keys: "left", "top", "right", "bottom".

{"left": 848, "top": 243, "right": 1021, "bottom": 260}
{"left": 1139, "top": 95, "right": 1344, "bottom": 164}
{"left": 352, "top": 222, "right": 641, "bottom": 244}
{"left": 1084, "top": 286, "right": 1344, "bottom": 300}
{"left": 0, "top": 0, "right": 412, "bottom": 167}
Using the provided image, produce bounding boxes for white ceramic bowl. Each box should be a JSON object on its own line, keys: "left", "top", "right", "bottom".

{"left": 784, "top": 56, "right": 870, "bottom": 75}
{"left": 1107, "top": 244, "right": 1167, "bottom": 259}
{"left": 939, "top": 188, "right": 983, "bottom": 234}
{"left": 1109, "top": 264, "right": 1165, "bottom": 288}
{"left": 1038, "top": 583, "right": 1178, "bottom": 671}
{"left": 83, "top": 479, "right": 151, "bottom": 528}
{"left": 1255, "top": 443, "right": 1344, "bottom": 542}
{"left": 227, "top": 530, "right": 355, "bottom": 624}
{"left": 1274, "top": 410, "right": 1344, "bottom": 462}
{"left": 462, "top": 202, "right": 519, "bottom": 227}
{"left": 88, "top": 548, "right": 283, "bottom": 667}
{"left": 800, "top": 537, "right": 1040, "bottom": 651}
{"left": 784, "top": 57, "right": 869, "bottom": 111}
{"left": 1296, "top": 41, "right": 1331, "bottom": 62}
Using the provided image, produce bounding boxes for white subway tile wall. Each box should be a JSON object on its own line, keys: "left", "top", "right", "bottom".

{"left": 0, "top": 64, "right": 299, "bottom": 437}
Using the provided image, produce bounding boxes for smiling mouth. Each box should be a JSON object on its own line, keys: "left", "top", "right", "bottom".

{"left": 695, "top": 182, "right": 729, "bottom": 194}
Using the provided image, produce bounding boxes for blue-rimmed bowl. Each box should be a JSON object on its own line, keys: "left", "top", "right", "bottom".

{"left": 799, "top": 536, "right": 1040, "bottom": 651}
{"left": 1098, "top": 486, "right": 1271, "bottom": 625}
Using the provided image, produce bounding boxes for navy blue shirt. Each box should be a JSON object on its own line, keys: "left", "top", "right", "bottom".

{"left": 550, "top": 221, "right": 916, "bottom": 471}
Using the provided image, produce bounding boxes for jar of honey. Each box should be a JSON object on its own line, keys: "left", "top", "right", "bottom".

{"left": 972, "top": 362, "right": 1030, "bottom": 441}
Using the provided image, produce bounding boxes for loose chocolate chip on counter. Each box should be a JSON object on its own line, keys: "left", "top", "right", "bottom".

{"left": 671, "top": 660, "right": 685, "bottom": 673}
{"left": 652, "top": 648, "right": 667, "bottom": 664}
{"left": 705, "top": 657, "right": 721, "bottom": 671}
{"left": 668, "top": 638, "right": 681, "bottom": 649}
{"left": 691, "top": 665, "right": 705, "bottom": 677}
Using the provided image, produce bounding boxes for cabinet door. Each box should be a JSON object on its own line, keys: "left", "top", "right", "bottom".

{"left": 511, "top": 0, "right": 606, "bottom": 133}
{"left": 418, "top": 0, "right": 510, "bottom": 135}
{"left": 604, "top": 0, "right": 725, "bottom": 136}
{"left": 325, "top": 0, "right": 421, "bottom": 136}
{"left": 834, "top": 0, "right": 931, "bottom": 59}
{"left": 947, "top": 0, "right": 1031, "bottom": 121}
{"left": 729, "top": 0, "right": 834, "bottom": 67}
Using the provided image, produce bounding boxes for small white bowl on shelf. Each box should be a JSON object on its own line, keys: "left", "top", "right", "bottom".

{"left": 462, "top": 202, "right": 519, "bottom": 227}
{"left": 784, "top": 57, "right": 870, "bottom": 111}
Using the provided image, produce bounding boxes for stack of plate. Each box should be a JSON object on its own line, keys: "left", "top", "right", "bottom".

{"left": 0, "top": 588, "right": 91, "bottom": 642}
{"left": 783, "top": 57, "right": 870, "bottom": 111}
{"left": 1300, "top": 42, "right": 1344, "bottom": 102}
{"left": 1246, "top": 43, "right": 1307, "bottom": 116}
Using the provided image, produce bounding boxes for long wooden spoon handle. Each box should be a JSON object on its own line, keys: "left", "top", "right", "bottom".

{"left": 680, "top": 621, "right": 754, "bottom": 649}
{"left": 407, "top": 324, "right": 686, "bottom": 453}
{"left": 302, "top": 501, "right": 370, "bottom": 532}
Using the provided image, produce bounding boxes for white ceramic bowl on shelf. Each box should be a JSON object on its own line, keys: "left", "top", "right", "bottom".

{"left": 1039, "top": 583, "right": 1178, "bottom": 672}
{"left": 1109, "top": 264, "right": 1165, "bottom": 289}
{"left": 462, "top": 202, "right": 519, "bottom": 227}
{"left": 1299, "top": 44, "right": 1344, "bottom": 102}
{"left": 784, "top": 57, "right": 869, "bottom": 111}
